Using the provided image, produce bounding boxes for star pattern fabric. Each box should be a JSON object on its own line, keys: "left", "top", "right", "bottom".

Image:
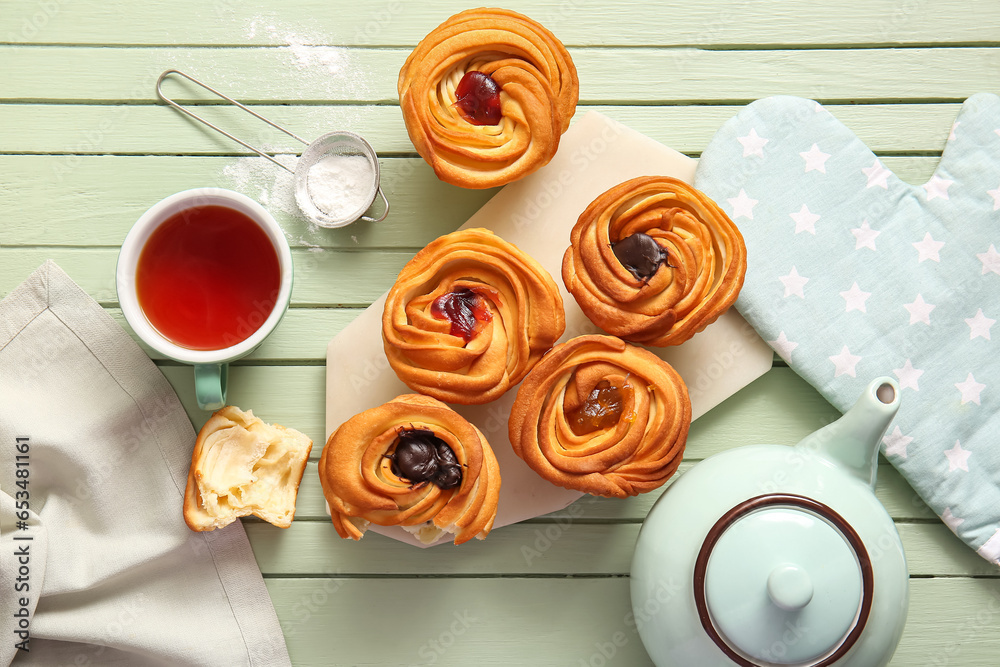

{"left": 800, "top": 143, "right": 831, "bottom": 173}
{"left": 903, "top": 294, "right": 935, "bottom": 325}
{"left": 851, "top": 219, "right": 880, "bottom": 250}
{"left": 790, "top": 204, "right": 821, "bottom": 234}
{"left": 695, "top": 94, "right": 1000, "bottom": 565}
{"left": 738, "top": 128, "right": 769, "bottom": 157}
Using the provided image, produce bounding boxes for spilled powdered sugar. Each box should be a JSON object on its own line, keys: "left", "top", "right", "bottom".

{"left": 244, "top": 17, "right": 372, "bottom": 99}
{"left": 221, "top": 153, "right": 348, "bottom": 249}
{"left": 222, "top": 153, "right": 299, "bottom": 218}
{"left": 217, "top": 17, "right": 372, "bottom": 248}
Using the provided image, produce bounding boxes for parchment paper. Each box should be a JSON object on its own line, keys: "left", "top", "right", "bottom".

{"left": 326, "top": 111, "right": 773, "bottom": 547}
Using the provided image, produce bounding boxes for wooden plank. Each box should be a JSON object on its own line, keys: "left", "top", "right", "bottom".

{"left": 0, "top": 247, "right": 412, "bottom": 306}
{"left": 4, "top": 46, "right": 998, "bottom": 103}
{"left": 881, "top": 156, "right": 943, "bottom": 185}
{"left": 157, "top": 365, "right": 834, "bottom": 461}
{"left": 108, "top": 307, "right": 360, "bottom": 361}
{"left": 248, "top": 520, "right": 996, "bottom": 577}
{"left": 0, "top": 156, "right": 497, "bottom": 249}
{"left": 157, "top": 366, "right": 839, "bottom": 463}
{"left": 151, "top": 368, "right": 939, "bottom": 502}
{"left": 159, "top": 365, "right": 328, "bottom": 443}
{"left": 0, "top": 103, "right": 413, "bottom": 155}
{"left": 538, "top": 461, "right": 938, "bottom": 522}
{"left": 900, "top": 523, "right": 1000, "bottom": 579}
{"left": 0, "top": 155, "right": 940, "bottom": 249}
{"left": 290, "top": 459, "right": 937, "bottom": 523}
{"left": 262, "top": 577, "right": 1000, "bottom": 666}
{"left": 3, "top": 0, "right": 998, "bottom": 47}
{"left": 250, "top": 522, "right": 644, "bottom": 577}
{"left": 0, "top": 104, "right": 960, "bottom": 155}
{"left": 683, "top": 368, "right": 842, "bottom": 455}
{"left": 158, "top": 363, "right": 937, "bottom": 522}
{"left": 4, "top": 3, "right": 995, "bottom": 666}
{"left": 265, "top": 577, "right": 653, "bottom": 666}
{"left": 884, "top": 578, "right": 1000, "bottom": 666}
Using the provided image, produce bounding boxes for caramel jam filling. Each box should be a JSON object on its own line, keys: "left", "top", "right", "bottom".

{"left": 568, "top": 380, "right": 630, "bottom": 436}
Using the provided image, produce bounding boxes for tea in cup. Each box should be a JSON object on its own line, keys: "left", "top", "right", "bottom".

{"left": 117, "top": 188, "right": 293, "bottom": 410}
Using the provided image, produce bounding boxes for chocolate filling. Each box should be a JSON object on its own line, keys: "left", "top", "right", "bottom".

{"left": 612, "top": 232, "right": 670, "bottom": 281}
{"left": 388, "top": 428, "right": 463, "bottom": 489}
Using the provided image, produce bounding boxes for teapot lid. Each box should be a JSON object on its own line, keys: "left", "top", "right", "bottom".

{"left": 693, "top": 494, "right": 874, "bottom": 666}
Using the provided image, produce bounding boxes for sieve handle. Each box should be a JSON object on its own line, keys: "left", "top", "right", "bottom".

{"left": 360, "top": 186, "right": 390, "bottom": 223}
{"left": 155, "top": 69, "right": 309, "bottom": 173}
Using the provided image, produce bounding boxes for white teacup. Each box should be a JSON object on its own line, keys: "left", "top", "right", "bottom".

{"left": 116, "top": 188, "right": 293, "bottom": 410}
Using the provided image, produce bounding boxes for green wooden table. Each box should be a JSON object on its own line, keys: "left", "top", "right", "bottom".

{"left": 3, "top": 1, "right": 1000, "bottom": 664}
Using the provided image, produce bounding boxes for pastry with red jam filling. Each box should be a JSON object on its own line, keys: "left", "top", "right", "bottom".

{"left": 382, "top": 228, "right": 565, "bottom": 405}
{"left": 398, "top": 7, "right": 578, "bottom": 189}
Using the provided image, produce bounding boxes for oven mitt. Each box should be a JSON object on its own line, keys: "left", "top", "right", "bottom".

{"left": 694, "top": 94, "right": 1000, "bottom": 565}
{"left": 0, "top": 261, "right": 291, "bottom": 666}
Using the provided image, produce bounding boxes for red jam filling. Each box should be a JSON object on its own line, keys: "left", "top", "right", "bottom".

{"left": 568, "top": 380, "right": 627, "bottom": 436}
{"left": 431, "top": 287, "right": 494, "bottom": 342}
{"left": 454, "top": 71, "right": 502, "bottom": 126}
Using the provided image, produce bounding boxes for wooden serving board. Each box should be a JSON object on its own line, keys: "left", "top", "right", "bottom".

{"left": 325, "top": 112, "right": 773, "bottom": 546}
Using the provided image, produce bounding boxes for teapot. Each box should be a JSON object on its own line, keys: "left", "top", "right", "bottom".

{"left": 630, "top": 377, "right": 909, "bottom": 667}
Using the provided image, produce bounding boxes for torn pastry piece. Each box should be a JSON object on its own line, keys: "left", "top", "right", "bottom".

{"left": 184, "top": 406, "right": 313, "bottom": 531}
{"left": 318, "top": 393, "right": 501, "bottom": 545}
{"left": 562, "top": 176, "right": 747, "bottom": 346}
{"left": 398, "top": 7, "right": 578, "bottom": 188}
{"left": 509, "top": 335, "right": 690, "bottom": 498}
{"left": 382, "top": 228, "right": 565, "bottom": 405}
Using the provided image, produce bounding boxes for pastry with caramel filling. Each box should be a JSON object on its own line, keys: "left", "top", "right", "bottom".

{"left": 318, "top": 393, "right": 501, "bottom": 545}
{"left": 382, "top": 228, "right": 565, "bottom": 405}
{"left": 184, "top": 406, "right": 312, "bottom": 531}
{"left": 562, "top": 176, "right": 747, "bottom": 346}
{"left": 508, "top": 335, "right": 690, "bottom": 497}
{"left": 398, "top": 7, "right": 578, "bottom": 189}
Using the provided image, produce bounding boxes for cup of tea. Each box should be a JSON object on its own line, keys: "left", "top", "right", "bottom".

{"left": 116, "top": 188, "right": 293, "bottom": 410}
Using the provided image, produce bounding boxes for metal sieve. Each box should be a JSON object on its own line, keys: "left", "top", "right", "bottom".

{"left": 155, "top": 69, "right": 388, "bottom": 228}
{"left": 293, "top": 130, "right": 383, "bottom": 228}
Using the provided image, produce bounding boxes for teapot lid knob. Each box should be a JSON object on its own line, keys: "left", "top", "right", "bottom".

{"left": 767, "top": 564, "right": 814, "bottom": 612}
{"left": 694, "top": 494, "right": 874, "bottom": 666}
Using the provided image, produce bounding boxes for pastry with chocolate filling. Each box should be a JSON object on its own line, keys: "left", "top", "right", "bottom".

{"left": 318, "top": 393, "right": 501, "bottom": 545}
{"left": 184, "top": 406, "right": 312, "bottom": 531}
{"left": 562, "top": 176, "right": 747, "bottom": 346}
{"left": 382, "top": 228, "right": 565, "bottom": 405}
{"left": 509, "top": 335, "right": 690, "bottom": 497}
{"left": 398, "top": 7, "right": 578, "bottom": 189}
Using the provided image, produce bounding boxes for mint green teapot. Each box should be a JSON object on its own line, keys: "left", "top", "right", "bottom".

{"left": 630, "top": 377, "right": 909, "bottom": 667}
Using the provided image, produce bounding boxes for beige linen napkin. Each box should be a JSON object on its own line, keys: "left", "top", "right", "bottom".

{"left": 0, "top": 262, "right": 290, "bottom": 666}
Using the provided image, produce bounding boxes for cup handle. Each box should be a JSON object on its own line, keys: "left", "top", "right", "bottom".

{"left": 194, "top": 363, "right": 229, "bottom": 411}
